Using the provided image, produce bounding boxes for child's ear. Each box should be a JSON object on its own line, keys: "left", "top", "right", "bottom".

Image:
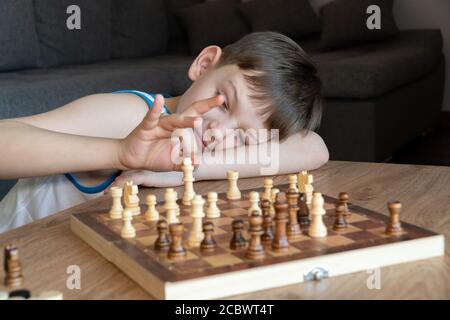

{"left": 188, "top": 46, "right": 222, "bottom": 81}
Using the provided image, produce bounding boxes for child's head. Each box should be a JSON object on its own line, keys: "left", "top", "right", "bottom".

{"left": 176, "top": 31, "right": 323, "bottom": 144}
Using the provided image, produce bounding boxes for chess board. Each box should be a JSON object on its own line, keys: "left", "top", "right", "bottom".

{"left": 70, "top": 184, "right": 444, "bottom": 299}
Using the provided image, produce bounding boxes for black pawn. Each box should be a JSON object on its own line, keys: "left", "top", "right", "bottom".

{"left": 298, "top": 193, "right": 310, "bottom": 228}
{"left": 261, "top": 200, "right": 274, "bottom": 244}
{"left": 201, "top": 222, "right": 217, "bottom": 252}
{"left": 168, "top": 223, "right": 187, "bottom": 260}
{"left": 230, "top": 219, "right": 247, "bottom": 250}
{"left": 154, "top": 220, "right": 171, "bottom": 251}
{"left": 246, "top": 213, "right": 265, "bottom": 260}
{"left": 333, "top": 204, "right": 348, "bottom": 231}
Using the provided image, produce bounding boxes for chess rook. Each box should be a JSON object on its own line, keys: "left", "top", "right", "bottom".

{"left": 386, "top": 201, "right": 404, "bottom": 235}
{"left": 286, "top": 188, "right": 302, "bottom": 240}
{"left": 168, "top": 223, "right": 187, "bottom": 260}
{"left": 109, "top": 187, "right": 123, "bottom": 219}
{"left": 206, "top": 192, "right": 221, "bottom": 218}
{"left": 333, "top": 204, "right": 348, "bottom": 231}
{"left": 4, "top": 244, "right": 24, "bottom": 288}
{"left": 308, "top": 192, "right": 327, "bottom": 238}
{"left": 200, "top": 222, "right": 217, "bottom": 252}
{"left": 145, "top": 194, "right": 159, "bottom": 222}
{"left": 230, "top": 219, "right": 247, "bottom": 249}
{"left": 182, "top": 158, "right": 195, "bottom": 205}
{"left": 272, "top": 193, "right": 289, "bottom": 252}
{"left": 246, "top": 213, "right": 265, "bottom": 260}
{"left": 226, "top": 170, "right": 241, "bottom": 200}
{"left": 154, "top": 220, "right": 171, "bottom": 251}
{"left": 188, "top": 195, "right": 205, "bottom": 247}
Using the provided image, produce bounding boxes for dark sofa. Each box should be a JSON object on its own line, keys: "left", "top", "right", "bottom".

{"left": 0, "top": 0, "right": 445, "bottom": 199}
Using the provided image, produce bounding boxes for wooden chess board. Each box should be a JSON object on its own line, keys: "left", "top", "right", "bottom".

{"left": 70, "top": 184, "right": 444, "bottom": 299}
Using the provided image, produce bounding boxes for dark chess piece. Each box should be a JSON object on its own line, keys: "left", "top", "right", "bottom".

{"left": 386, "top": 201, "right": 404, "bottom": 235}
{"left": 333, "top": 204, "right": 348, "bottom": 231}
{"left": 246, "top": 213, "right": 265, "bottom": 260}
{"left": 297, "top": 192, "right": 310, "bottom": 228}
{"left": 286, "top": 188, "right": 302, "bottom": 240}
{"left": 154, "top": 220, "right": 171, "bottom": 251}
{"left": 4, "top": 244, "right": 24, "bottom": 288}
{"left": 200, "top": 222, "right": 217, "bottom": 252}
{"left": 338, "top": 192, "right": 350, "bottom": 216}
{"left": 272, "top": 193, "right": 289, "bottom": 252}
{"left": 230, "top": 219, "right": 247, "bottom": 250}
{"left": 168, "top": 223, "right": 187, "bottom": 260}
{"left": 261, "top": 200, "right": 274, "bottom": 245}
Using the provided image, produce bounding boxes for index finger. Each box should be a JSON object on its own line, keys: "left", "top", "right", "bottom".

{"left": 185, "top": 95, "right": 225, "bottom": 117}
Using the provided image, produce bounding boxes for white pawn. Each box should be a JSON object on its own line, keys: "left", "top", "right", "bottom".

{"left": 269, "top": 188, "right": 280, "bottom": 217}
{"left": 248, "top": 191, "right": 261, "bottom": 216}
{"left": 144, "top": 194, "right": 159, "bottom": 222}
{"left": 188, "top": 195, "right": 205, "bottom": 247}
{"left": 226, "top": 170, "right": 241, "bottom": 200}
{"left": 308, "top": 192, "right": 327, "bottom": 238}
{"left": 164, "top": 188, "right": 179, "bottom": 224}
{"left": 263, "top": 178, "right": 273, "bottom": 201}
{"left": 182, "top": 158, "right": 195, "bottom": 205}
{"left": 206, "top": 192, "right": 220, "bottom": 218}
{"left": 121, "top": 206, "right": 136, "bottom": 239}
{"left": 109, "top": 187, "right": 123, "bottom": 220}
{"left": 288, "top": 174, "right": 298, "bottom": 192}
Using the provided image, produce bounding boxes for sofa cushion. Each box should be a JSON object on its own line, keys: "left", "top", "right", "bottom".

{"left": 319, "top": 0, "right": 398, "bottom": 50}
{"left": 0, "top": 55, "right": 192, "bottom": 119}
{"left": 112, "top": 0, "right": 169, "bottom": 59}
{"left": 166, "top": 0, "right": 204, "bottom": 40}
{"left": 177, "top": 0, "right": 249, "bottom": 55}
{"left": 34, "top": 0, "right": 112, "bottom": 67}
{"left": 310, "top": 30, "right": 443, "bottom": 98}
{"left": 238, "top": 0, "right": 321, "bottom": 39}
{"left": 0, "top": 1, "right": 40, "bottom": 71}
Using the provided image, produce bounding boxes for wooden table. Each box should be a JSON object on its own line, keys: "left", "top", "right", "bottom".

{"left": 1, "top": 161, "right": 449, "bottom": 299}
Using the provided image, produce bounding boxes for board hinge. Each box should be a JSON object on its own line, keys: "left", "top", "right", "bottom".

{"left": 303, "top": 266, "right": 329, "bottom": 282}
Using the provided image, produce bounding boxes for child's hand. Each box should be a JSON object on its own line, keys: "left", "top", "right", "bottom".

{"left": 106, "top": 170, "right": 184, "bottom": 191}
{"left": 118, "top": 94, "right": 200, "bottom": 172}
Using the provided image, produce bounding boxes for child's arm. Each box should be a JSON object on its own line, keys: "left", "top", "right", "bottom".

{"left": 0, "top": 95, "right": 208, "bottom": 179}
{"left": 110, "top": 131, "right": 328, "bottom": 188}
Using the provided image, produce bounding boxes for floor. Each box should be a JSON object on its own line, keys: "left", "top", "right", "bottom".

{"left": 390, "top": 112, "right": 450, "bottom": 166}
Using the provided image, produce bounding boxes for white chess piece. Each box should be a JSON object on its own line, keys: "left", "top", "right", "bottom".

{"left": 164, "top": 189, "right": 179, "bottom": 224}
{"left": 308, "top": 192, "right": 327, "bottom": 238}
{"left": 121, "top": 207, "right": 136, "bottom": 239}
{"left": 206, "top": 192, "right": 220, "bottom": 218}
{"left": 182, "top": 158, "right": 195, "bottom": 205}
{"left": 263, "top": 178, "right": 273, "bottom": 201}
{"left": 269, "top": 188, "right": 280, "bottom": 217}
{"left": 298, "top": 171, "right": 313, "bottom": 209}
{"left": 288, "top": 174, "right": 298, "bottom": 192}
{"left": 144, "top": 194, "right": 159, "bottom": 222}
{"left": 248, "top": 191, "right": 262, "bottom": 216}
{"left": 226, "top": 170, "right": 241, "bottom": 200}
{"left": 188, "top": 195, "right": 205, "bottom": 247}
{"left": 109, "top": 187, "right": 123, "bottom": 219}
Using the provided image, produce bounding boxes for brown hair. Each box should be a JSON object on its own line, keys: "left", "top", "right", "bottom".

{"left": 217, "top": 32, "right": 323, "bottom": 140}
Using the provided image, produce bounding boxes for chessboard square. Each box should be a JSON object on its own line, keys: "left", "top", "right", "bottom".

{"left": 368, "top": 227, "right": 391, "bottom": 238}
{"left": 135, "top": 229, "right": 153, "bottom": 238}
{"left": 172, "top": 259, "right": 211, "bottom": 274}
{"left": 324, "top": 203, "right": 335, "bottom": 210}
{"left": 346, "top": 214, "right": 370, "bottom": 223}
{"left": 163, "top": 250, "right": 198, "bottom": 263}
{"left": 267, "top": 246, "right": 301, "bottom": 257}
{"left": 315, "top": 235, "right": 355, "bottom": 247}
{"left": 221, "top": 208, "right": 248, "bottom": 217}
{"left": 234, "top": 200, "right": 250, "bottom": 208}
{"left": 331, "top": 224, "right": 361, "bottom": 234}
{"left": 203, "top": 253, "right": 244, "bottom": 267}
{"left": 216, "top": 198, "right": 228, "bottom": 205}
{"left": 137, "top": 235, "right": 158, "bottom": 247}
{"left": 344, "top": 230, "right": 380, "bottom": 241}
{"left": 190, "top": 246, "right": 228, "bottom": 257}
{"left": 133, "top": 223, "right": 148, "bottom": 231}
{"left": 288, "top": 234, "right": 310, "bottom": 243}
{"left": 291, "top": 239, "right": 329, "bottom": 252}
{"left": 351, "top": 219, "right": 386, "bottom": 230}
{"left": 179, "top": 215, "right": 191, "bottom": 224}
{"left": 207, "top": 217, "right": 234, "bottom": 227}
{"left": 211, "top": 227, "right": 227, "bottom": 236}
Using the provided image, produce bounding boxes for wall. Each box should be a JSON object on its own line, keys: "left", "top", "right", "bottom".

{"left": 309, "top": 0, "right": 449, "bottom": 110}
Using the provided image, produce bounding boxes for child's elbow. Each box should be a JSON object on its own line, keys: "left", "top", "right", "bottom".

{"left": 309, "top": 132, "right": 329, "bottom": 169}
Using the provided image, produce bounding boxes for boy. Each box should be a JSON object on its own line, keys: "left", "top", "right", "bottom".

{"left": 0, "top": 32, "right": 328, "bottom": 232}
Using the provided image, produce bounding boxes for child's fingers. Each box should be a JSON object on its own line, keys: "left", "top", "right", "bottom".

{"left": 139, "top": 95, "right": 164, "bottom": 131}
{"left": 158, "top": 115, "right": 202, "bottom": 132}
{"left": 184, "top": 95, "right": 225, "bottom": 117}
